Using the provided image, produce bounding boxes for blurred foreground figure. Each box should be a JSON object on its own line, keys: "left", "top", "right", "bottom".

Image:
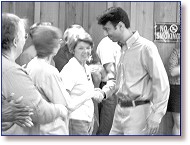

{"left": 2, "top": 13, "right": 67, "bottom": 135}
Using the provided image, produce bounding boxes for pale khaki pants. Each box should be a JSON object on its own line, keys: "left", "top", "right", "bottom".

{"left": 109, "top": 103, "right": 151, "bottom": 135}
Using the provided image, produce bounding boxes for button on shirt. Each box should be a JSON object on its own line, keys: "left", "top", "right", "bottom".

{"left": 115, "top": 31, "right": 170, "bottom": 123}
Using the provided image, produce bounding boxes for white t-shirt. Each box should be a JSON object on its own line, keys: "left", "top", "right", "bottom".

{"left": 96, "top": 36, "right": 121, "bottom": 68}
{"left": 60, "top": 57, "right": 94, "bottom": 122}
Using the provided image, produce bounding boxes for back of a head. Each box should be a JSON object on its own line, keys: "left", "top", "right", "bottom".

{"left": 2, "top": 13, "right": 22, "bottom": 51}
{"left": 29, "top": 22, "right": 52, "bottom": 39}
{"left": 97, "top": 7, "right": 130, "bottom": 28}
{"left": 32, "top": 25, "right": 62, "bottom": 58}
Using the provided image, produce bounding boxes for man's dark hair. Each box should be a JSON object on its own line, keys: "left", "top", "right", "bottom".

{"left": 97, "top": 7, "right": 130, "bottom": 28}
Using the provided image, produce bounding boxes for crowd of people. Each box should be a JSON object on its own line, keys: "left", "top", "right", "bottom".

{"left": 2, "top": 7, "right": 180, "bottom": 135}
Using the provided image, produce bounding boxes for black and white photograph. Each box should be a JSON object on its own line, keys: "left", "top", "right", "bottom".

{"left": 1, "top": 0, "right": 188, "bottom": 143}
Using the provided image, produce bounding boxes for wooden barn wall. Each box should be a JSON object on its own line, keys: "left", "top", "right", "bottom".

{"left": 1, "top": 1, "right": 181, "bottom": 135}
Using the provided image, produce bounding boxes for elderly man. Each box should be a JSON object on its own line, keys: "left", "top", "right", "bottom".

{"left": 2, "top": 13, "right": 67, "bottom": 135}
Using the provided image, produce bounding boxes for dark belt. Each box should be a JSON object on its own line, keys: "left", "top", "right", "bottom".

{"left": 118, "top": 98, "right": 150, "bottom": 107}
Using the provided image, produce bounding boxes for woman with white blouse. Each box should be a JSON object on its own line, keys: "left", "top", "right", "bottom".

{"left": 60, "top": 27, "right": 104, "bottom": 135}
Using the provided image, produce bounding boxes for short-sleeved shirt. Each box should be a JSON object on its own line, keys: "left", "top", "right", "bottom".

{"left": 96, "top": 36, "right": 121, "bottom": 68}
{"left": 60, "top": 57, "right": 94, "bottom": 122}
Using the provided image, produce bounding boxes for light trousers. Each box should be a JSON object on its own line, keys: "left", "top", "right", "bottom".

{"left": 69, "top": 118, "right": 94, "bottom": 135}
{"left": 109, "top": 104, "right": 151, "bottom": 135}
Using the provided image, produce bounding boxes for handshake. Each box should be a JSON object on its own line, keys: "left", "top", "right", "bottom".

{"left": 92, "top": 88, "right": 106, "bottom": 103}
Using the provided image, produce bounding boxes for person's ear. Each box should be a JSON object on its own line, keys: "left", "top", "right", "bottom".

{"left": 118, "top": 22, "right": 125, "bottom": 30}
{"left": 13, "top": 37, "right": 18, "bottom": 48}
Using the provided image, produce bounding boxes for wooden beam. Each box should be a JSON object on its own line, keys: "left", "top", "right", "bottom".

{"left": 34, "top": 2, "right": 40, "bottom": 23}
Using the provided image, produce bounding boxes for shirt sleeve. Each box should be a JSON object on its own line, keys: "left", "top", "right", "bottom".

{"left": 142, "top": 43, "right": 170, "bottom": 123}
{"left": 96, "top": 38, "right": 116, "bottom": 65}
{"left": 60, "top": 64, "right": 76, "bottom": 92}
{"left": 2, "top": 66, "right": 64, "bottom": 125}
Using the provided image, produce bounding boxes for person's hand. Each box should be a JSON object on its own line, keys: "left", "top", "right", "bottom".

{"left": 56, "top": 104, "right": 68, "bottom": 120}
{"left": 92, "top": 88, "right": 104, "bottom": 103}
{"left": 3, "top": 93, "right": 34, "bottom": 127}
{"left": 145, "top": 119, "right": 160, "bottom": 135}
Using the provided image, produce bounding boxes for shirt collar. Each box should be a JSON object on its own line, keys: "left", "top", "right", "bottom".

{"left": 124, "top": 31, "right": 140, "bottom": 49}
{"left": 2, "top": 53, "right": 14, "bottom": 62}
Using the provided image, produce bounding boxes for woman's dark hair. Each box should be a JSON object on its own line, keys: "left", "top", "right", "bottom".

{"left": 97, "top": 7, "right": 130, "bottom": 28}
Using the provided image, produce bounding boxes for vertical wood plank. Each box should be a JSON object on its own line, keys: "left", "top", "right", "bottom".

{"left": 9, "top": 2, "right": 16, "bottom": 14}
{"left": 131, "top": 2, "right": 154, "bottom": 41}
{"left": 34, "top": 2, "right": 41, "bottom": 23}
{"left": 58, "top": 2, "right": 66, "bottom": 32}
{"left": 65, "top": 2, "right": 77, "bottom": 27}
{"left": 40, "top": 2, "right": 59, "bottom": 27}
{"left": 63, "top": 2, "right": 83, "bottom": 29}
{"left": 14, "top": 2, "right": 34, "bottom": 27}
{"left": 82, "top": 2, "right": 89, "bottom": 31}
{"left": 88, "top": 2, "right": 107, "bottom": 50}
{"left": 107, "top": 2, "right": 113, "bottom": 8}
{"left": 2, "top": 2, "right": 10, "bottom": 13}
{"left": 75, "top": 2, "right": 83, "bottom": 26}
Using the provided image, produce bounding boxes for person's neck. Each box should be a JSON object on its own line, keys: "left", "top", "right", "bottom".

{"left": 120, "top": 28, "right": 133, "bottom": 45}
{"left": 75, "top": 57, "right": 86, "bottom": 67}
{"left": 43, "top": 55, "right": 53, "bottom": 64}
